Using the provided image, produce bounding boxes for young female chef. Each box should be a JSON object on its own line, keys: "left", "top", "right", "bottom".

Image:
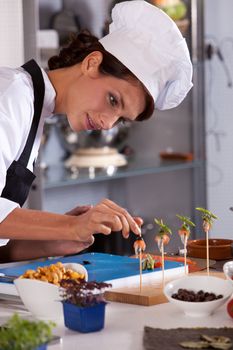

{"left": 0, "top": 0, "right": 192, "bottom": 262}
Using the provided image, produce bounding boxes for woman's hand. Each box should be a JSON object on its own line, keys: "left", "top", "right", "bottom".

{"left": 0, "top": 202, "right": 143, "bottom": 262}
{"left": 71, "top": 198, "right": 142, "bottom": 242}
{"left": 65, "top": 205, "right": 92, "bottom": 216}
{"left": 1, "top": 239, "right": 94, "bottom": 262}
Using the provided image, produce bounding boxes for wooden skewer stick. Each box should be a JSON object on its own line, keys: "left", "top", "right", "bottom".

{"left": 206, "top": 229, "right": 209, "bottom": 276}
{"left": 134, "top": 235, "right": 146, "bottom": 293}
{"left": 139, "top": 250, "right": 142, "bottom": 293}
{"left": 161, "top": 242, "right": 165, "bottom": 288}
{"left": 184, "top": 235, "right": 187, "bottom": 275}
{"left": 196, "top": 208, "right": 217, "bottom": 276}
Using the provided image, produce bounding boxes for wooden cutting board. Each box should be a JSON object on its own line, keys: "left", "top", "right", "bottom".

{"left": 105, "top": 282, "right": 167, "bottom": 306}
{"left": 105, "top": 271, "right": 225, "bottom": 306}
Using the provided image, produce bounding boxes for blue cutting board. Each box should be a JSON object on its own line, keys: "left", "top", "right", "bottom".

{"left": 0, "top": 252, "right": 183, "bottom": 284}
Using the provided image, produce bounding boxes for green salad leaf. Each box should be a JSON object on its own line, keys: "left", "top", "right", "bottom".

{"left": 0, "top": 314, "right": 55, "bottom": 350}
{"left": 154, "top": 218, "right": 172, "bottom": 236}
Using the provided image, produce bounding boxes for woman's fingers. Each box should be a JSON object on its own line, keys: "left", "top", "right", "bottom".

{"left": 79, "top": 238, "right": 94, "bottom": 250}
{"left": 94, "top": 203, "right": 129, "bottom": 237}
{"left": 73, "top": 199, "right": 143, "bottom": 242}
{"left": 133, "top": 216, "right": 144, "bottom": 227}
{"left": 99, "top": 199, "right": 141, "bottom": 236}
{"left": 91, "top": 211, "right": 123, "bottom": 234}
{"left": 97, "top": 224, "right": 112, "bottom": 235}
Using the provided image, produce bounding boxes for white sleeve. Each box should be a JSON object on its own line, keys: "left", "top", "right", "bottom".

{"left": 0, "top": 198, "right": 19, "bottom": 221}
{"left": 0, "top": 201, "right": 19, "bottom": 247}
{"left": 0, "top": 239, "right": 9, "bottom": 246}
{"left": 0, "top": 198, "right": 19, "bottom": 247}
{"left": 0, "top": 115, "right": 20, "bottom": 240}
{"left": 0, "top": 72, "right": 33, "bottom": 230}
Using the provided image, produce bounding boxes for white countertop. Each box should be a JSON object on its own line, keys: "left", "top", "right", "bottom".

{"left": 0, "top": 298, "right": 232, "bottom": 350}
{"left": 0, "top": 260, "right": 232, "bottom": 349}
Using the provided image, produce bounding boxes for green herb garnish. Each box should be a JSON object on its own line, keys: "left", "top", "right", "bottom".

{"left": 0, "top": 313, "right": 55, "bottom": 350}
{"left": 196, "top": 207, "right": 218, "bottom": 227}
{"left": 154, "top": 218, "right": 172, "bottom": 236}
{"left": 180, "top": 334, "right": 232, "bottom": 349}
{"left": 176, "top": 214, "right": 195, "bottom": 232}
{"left": 142, "top": 254, "right": 156, "bottom": 270}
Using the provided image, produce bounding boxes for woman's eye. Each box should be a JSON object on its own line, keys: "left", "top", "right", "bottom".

{"left": 118, "top": 117, "right": 126, "bottom": 125}
{"left": 109, "top": 94, "right": 118, "bottom": 107}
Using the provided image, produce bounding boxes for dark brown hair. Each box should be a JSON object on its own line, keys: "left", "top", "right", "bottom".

{"left": 48, "top": 31, "right": 154, "bottom": 121}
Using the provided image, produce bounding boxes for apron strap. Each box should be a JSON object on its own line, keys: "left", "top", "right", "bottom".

{"left": 19, "top": 59, "right": 45, "bottom": 167}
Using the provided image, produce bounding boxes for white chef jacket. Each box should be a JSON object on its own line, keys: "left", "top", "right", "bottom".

{"left": 0, "top": 64, "right": 56, "bottom": 247}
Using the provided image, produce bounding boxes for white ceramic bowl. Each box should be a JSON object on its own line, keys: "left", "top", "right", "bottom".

{"left": 223, "top": 261, "right": 233, "bottom": 284}
{"left": 14, "top": 263, "right": 88, "bottom": 323}
{"left": 164, "top": 275, "right": 233, "bottom": 317}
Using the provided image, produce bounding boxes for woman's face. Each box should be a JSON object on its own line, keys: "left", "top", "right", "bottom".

{"left": 55, "top": 52, "right": 146, "bottom": 132}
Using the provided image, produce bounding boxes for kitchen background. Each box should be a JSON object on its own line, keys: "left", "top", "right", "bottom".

{"left": 0, "top": 0, "right": 232, "bottom": 255}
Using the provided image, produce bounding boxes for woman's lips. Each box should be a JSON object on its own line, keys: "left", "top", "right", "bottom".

{"left": 86, "top": 115, "right": 100, "bottom": 130}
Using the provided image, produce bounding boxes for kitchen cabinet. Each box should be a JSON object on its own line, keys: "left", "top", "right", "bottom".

{"left": 28, "top": 0, "right": 206, "bottom": 256}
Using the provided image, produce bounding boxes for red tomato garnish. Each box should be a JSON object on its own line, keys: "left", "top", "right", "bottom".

{"left": 154, "top": 261, "right": 162, "bottom": 268}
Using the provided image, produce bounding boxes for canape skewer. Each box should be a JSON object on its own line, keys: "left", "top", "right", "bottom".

{"left": 196, "top": 208, "right": 218, "bottom": 276}
{"left": 161, "top": 241, "right": 165, "bottom": 288}
{"left": 154, "top": 218, "right": 172, "bottom": 289}
{"left": 202, "top": 219, "right": 211, "bottom": 276}
{"left": 184, "top": 235, "right": 187, "bottom": 274}
{"left": 133, "top": 236, "right": 146, "bottom": 293}
{"left": 139, "top": 250, "right": 142, "bottom": 292}
{"left": 176, "top": 215, "right": 195, "bottom": 275}
{"left": 206, "top": 228, "right": 209, "bottom": 275}
{"left": 155, "top": 237, "right": 166, "bottom": 288}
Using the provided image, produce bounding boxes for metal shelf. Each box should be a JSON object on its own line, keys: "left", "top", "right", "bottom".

{"left": 43, "top": 158, "right": 203, "bottom": 189}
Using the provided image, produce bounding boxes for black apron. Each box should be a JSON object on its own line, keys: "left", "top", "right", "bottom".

{"left": 1, "top": 60, "right": 45, "bottom": 207}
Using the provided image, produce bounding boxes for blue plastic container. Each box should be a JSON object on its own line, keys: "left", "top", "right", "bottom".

{"left": 62, "top": 301, "right": 106, "bottom": 333}
{"left": 36, "top": 344, "right": 47, "bottom": 350}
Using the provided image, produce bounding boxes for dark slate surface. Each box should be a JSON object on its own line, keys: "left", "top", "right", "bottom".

{"left": 143, "top": 326, "right": 233, "bottom": 350}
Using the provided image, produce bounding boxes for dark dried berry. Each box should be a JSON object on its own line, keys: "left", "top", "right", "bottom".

{"left": 171, "top": 288, "right": 223, "bottom": 302}
{"left": 217, "top": 294, "right": 223, "bottom": 299}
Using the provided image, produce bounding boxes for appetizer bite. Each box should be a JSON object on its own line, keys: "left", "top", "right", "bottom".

{"left": 133, "top": 236, "right": 146, "bottom": 256}
{"left": 154, "top": 218, "right": 172, "bottom": 250}
{"left": 142, "top": 254, "right": 162, "bottom": 271}
{"left": 133, "top": 236, "right": 146, "bottom": 293}
{"left": 196, "top": 207, "right": 218, "bottom": 275}
{"left": 154, "top": 218, "right": 172, "bottom": 287}
{"left": 176, "top": 214, "right": 195, "bottom": 274}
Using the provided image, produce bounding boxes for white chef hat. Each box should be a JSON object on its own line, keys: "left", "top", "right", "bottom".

{"left": 99, "top": 0, "right": 193, "bottom": 110}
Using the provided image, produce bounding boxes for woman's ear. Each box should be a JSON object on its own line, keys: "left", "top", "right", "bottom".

{"left": 81, "top": 51, "right": 103, "bottom": 78}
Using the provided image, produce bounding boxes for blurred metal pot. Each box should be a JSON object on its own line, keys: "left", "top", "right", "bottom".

{"left": 56, "top": 115, "right": 131, "bottom": 154}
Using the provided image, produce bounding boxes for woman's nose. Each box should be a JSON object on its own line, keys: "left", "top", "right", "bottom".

{"left": 100, "top": 114, "right": 119, "bottom": 130}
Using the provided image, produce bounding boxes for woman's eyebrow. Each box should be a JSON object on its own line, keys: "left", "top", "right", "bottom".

{"left": 119, "top": 94, "right": 125, "bottom": 110}
{"left": 119, "top": 116, "right": 133, "bottom": 123}
{"left": 118, "top": 93, "right": 137, "bottom": 121}
{"left": 119, "top": 95, "right": 136, "bottom": 120}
